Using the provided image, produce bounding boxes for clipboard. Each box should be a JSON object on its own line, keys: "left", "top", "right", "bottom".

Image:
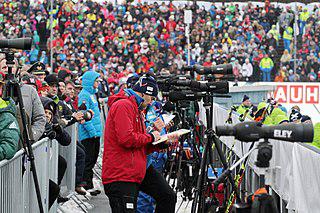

{"left": 152, "top": 129, "right": 191, "bottom": 145}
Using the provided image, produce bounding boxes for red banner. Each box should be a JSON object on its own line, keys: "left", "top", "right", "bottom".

{"left": 272, "top": 84, "right": 320, "bottom": 104}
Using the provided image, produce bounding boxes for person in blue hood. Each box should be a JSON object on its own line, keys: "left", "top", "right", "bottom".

{"left": 78, "top": 71, "right": 102, "bottom": 193}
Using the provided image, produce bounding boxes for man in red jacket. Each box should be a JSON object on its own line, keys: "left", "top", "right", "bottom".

{"left": 102, "top": 75, "right": 176, "bottom": 213}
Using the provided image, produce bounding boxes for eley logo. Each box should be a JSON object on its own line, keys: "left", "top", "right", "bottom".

{"left": 274, "top": 129, "right": 292, "bottom": 139}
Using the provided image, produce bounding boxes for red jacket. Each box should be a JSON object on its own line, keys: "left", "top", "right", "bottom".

{"left": 102, "top": 90, "right": 155, "bottom": 184}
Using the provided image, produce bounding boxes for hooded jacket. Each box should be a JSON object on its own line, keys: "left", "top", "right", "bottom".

{"left": 78, "top": 71, "right": 102, "bottom": 141}
{"left": 102, "top": 90, "right": 156, "bottom": 185}
{"left": 0, "top": 98, "right": 20, "bottom": 161}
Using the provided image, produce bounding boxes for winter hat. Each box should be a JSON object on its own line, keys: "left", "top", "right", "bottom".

{"left": 301, "top": 115, "right": 311, "bottom": 123}
{"left": 289, "top": 111, "right": 302, "bottom": 122}
{"left": 45, "top": 74, "right": 59, "bottom": 86}
{"left": 58, "top": 69, "right": 71, "bottom": 80}
{"left": 126, "top": 73, "right": 140, "bottom": 88}
{"left": 132, "top": 75, "right": 158, "bottom": 97}
{"left": 242, "top": 95, "right": 250, "bottom": 102}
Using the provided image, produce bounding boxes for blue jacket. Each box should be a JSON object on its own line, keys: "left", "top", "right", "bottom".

{"left": 145, "top": 102, "right": 167, "bottom": 169}
{"left": 78, "top": 71, "right": 102, "bottom": 141}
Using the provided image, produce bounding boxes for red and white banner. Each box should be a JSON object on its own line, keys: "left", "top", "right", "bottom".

{"left": 270, "top": 84, "right": 320, "bottom": 104}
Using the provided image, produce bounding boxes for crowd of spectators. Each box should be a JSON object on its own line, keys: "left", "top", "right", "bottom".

{"left": 1, "top": 1, "right": 320, "bottom": 83}
{"left": 1, "top": 1, "right": 320, "bottom": 210}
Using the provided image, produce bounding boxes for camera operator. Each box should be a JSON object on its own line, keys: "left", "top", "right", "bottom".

{"left": 102, "top": 75, "right": 177, "bottom": 213}
{"left": 39, "top": 96, "right": 71, "bottom": 207}
{"left": 0, "top": 74, "right": 20, "bottom": 161}
{"left": 0, "top": 56, "right": 46, "bottom": 141}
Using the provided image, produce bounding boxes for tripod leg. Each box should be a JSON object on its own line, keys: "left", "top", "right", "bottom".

{"left": 14, "top": 83, "right": 44, "bottom": 213}
{"left": 192, "top": 135, "right": 210, "bottom": 213}
{"left": 176, "top": 152, "right": 183, "bottom": 192}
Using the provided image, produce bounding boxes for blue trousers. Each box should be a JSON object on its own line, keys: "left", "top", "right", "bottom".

{"left": 284, "top": 38, "right": 291, "bottom": 52}
{"left": 262, "top": 69, "right": 272, "bottom": 82}
{"left": 299, "top": 21, "right": 306, "bottom": 35}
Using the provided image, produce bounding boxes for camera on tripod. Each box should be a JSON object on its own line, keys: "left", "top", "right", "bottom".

{"left": 157, "top": 64, "right": 232, "bottom": 103}
{"left": 214, "top": 122, "right": 314, "bottom": 213}
{"left": 0, "top": 37, "right": 45, "bottom": 212}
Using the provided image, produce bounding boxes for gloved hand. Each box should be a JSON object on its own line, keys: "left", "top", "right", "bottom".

{"left": 44, "top": 123, "right": 56, "bottom": 140}
{"left": 231, "top": 105, "right": 238, "bottom": 111}
{"left": 52, "top": 117, "right": 63, "bottom": 134}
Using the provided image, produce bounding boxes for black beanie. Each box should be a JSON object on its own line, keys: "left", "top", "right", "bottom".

{"left": 242, "top": 95, "right": 250, "bottom": 102}
{"left": 289, "top": 111, "right": 302, "bottom": 122}
{"left": 132, "top": 75, "right": 158, "bottom": 97}
{"left": 301, "top": 115, "right": 311, "bottom": 123}
{"left": 45, "top": 74, "right": 59, "bottom": 86}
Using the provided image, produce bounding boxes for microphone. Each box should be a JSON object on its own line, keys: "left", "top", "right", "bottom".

{"left": 0, "top": 38, "right": 32, "bottom": 50}
{"left": 168, "top": 91, "right": 206, "bottom": 102}
{"left": 216, "top": 122, "right": 314, "bottom": 143}
{"left": 183, "top": 64, "right": 233, "bottom": 75}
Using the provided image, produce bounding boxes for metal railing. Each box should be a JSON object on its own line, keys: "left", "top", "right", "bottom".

{"left": 0, "top": 138, "right": 58, "bottom": 213}
{"left": 0, "top": 101, "right": 109, "bottom": 213}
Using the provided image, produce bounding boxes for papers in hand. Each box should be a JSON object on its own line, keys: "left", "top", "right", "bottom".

{"left": 162, "top": 114, "right": 176, "bottom": 126}
{"left": 152, "top": 129, "right": 191, "bottom": 145}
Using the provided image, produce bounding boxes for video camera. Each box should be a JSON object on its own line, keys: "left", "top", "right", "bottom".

{"left": 158, "top": 75, "right": 229, "bottom": 94}
{"left": 216, "top": 121, "right": 314, "bottom": 142}
{"left": 183, "top": 64, "right": 233, "bottom": 75}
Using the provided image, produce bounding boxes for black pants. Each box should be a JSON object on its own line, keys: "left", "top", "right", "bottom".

{"left": 49, "top": 180, "right": 60, "bottom": 210}
{"left": 48, "top": 155, "right": 67, "bottom": 209}
{"left": 81, "top": 137, "right": 100, "bottom": 189}
{"left": 76, "top": 142, "right": 86, "bottom": 186}
{"left": 58, "top": 155, "right": 67, "bottom": 185}
{"left": 104, "top": 166, "right": 176, "bottom": 213}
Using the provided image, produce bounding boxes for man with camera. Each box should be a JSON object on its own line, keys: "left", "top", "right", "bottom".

{"left": 102, "top": 75, "right": 176, "bottom": 213}
{"left": 0, "top": 55, "right": 46, "bottom": 142}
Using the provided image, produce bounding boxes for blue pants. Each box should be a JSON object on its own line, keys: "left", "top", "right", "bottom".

{"left": 262, "top": 69, "right": 271, "bottom": 82}
{"left": 284, "top": 38, "right": 291, "bottom": 52}
{"left": 299, "top": 21, "right": 306, "bottom": 35}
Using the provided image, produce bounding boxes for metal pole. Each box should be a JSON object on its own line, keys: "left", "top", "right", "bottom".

{"left": 187, "top": 24, "right": 191, "bottom": 66}
{"left": 50, "top": 0, "right": 53, "bottom": 73}
{"left": 294, "top": 3, "right": 298, "bottom": 73}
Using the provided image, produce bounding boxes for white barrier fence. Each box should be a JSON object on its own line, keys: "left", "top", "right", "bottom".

{"left": 0, "top": 100, "right": 109, "bottom": 213}
{"left": 211, "top": 103, "right": 320, "bottom": 212}
{"left": 0, "top": 138, "right": 59, "bottom": 213}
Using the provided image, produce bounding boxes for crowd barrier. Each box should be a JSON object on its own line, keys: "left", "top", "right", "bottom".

{"left": 210, "top": 103, "right": 320, "bottom": 212}
{"left": 59, "top": 124, "right": 77, "bottom": 194}
{"left": 0, "top": 138, "right": 59, "bottom": 213}
{"left": 0, "top": 99, "right": 109, "bottom": 213}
